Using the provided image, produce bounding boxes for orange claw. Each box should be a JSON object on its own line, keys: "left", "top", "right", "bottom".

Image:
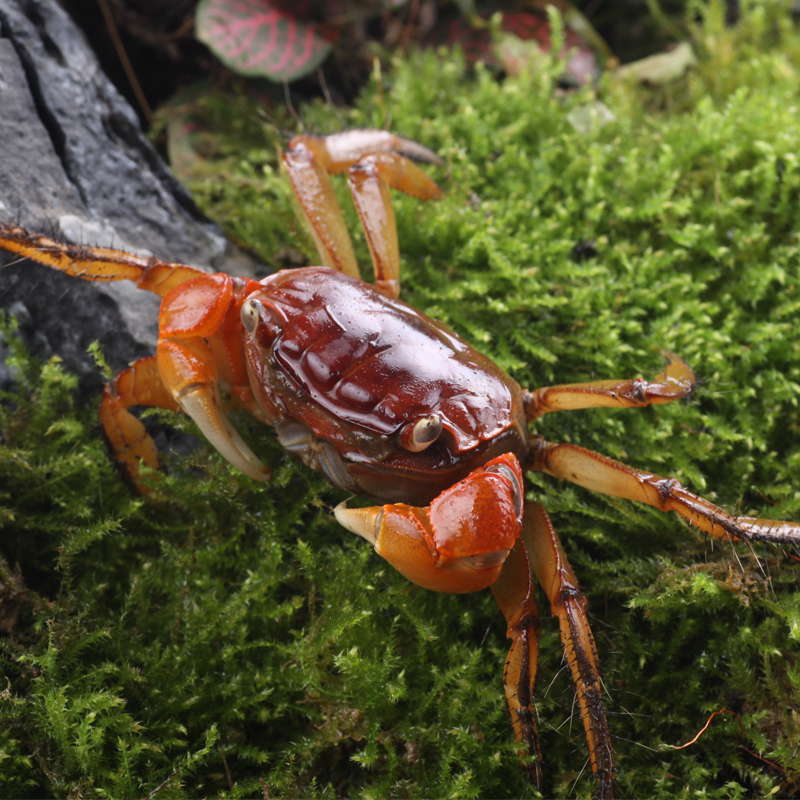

{"left": 335, "top": 453, "right": 523, "bottom": 593}
{"left": 156, "top": 275, "right": 270, "bottom": 483}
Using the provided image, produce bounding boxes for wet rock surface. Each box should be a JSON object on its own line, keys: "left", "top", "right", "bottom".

{"left": 0, "top": 0, "right": 231, "bottom": 397}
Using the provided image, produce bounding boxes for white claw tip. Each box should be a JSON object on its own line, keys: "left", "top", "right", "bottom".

{"left": 334, "top": 501, "right": 381, "bottom": 545}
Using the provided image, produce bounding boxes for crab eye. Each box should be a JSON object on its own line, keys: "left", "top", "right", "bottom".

{"left": 399, "top": 413, "right": 443, "bottom": 453}
{"left": 241, "top": 298, "right": 263, "bottom": 334}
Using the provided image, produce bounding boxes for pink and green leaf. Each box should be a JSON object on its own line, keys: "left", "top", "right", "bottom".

{"left": 196, "top": 0, "right": 333, "bottom": 82}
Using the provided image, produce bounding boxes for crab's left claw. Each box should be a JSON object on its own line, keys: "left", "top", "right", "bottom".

{"left": 335, "top": 453, "right": 523, "bottom": 593}
{"left": 157, "top": 272, "right": 271, "bottom": 484}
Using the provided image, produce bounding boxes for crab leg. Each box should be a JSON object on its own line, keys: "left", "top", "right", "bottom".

{"left": 283, "top": 131, "right": 442, "bottom": 295}
{"left": 0, "top": 222, "right": 204, "bottom": 297}
{"left": 525, "top": 351, "right": 695, "bottom": 421}
{"left": 347, "top": 152, "right": 442, "bottom": 297}
{"left": 490, "top": 536, "right": 544, "bottom": 786}
{"left": 522, "top": 502, "right": 616, "bottom": 799}
{"left": 99, "top": 355, "right": 181, "bottom": 487}
{"left": 530, "top": 437, "right": 800, "bottom": 545}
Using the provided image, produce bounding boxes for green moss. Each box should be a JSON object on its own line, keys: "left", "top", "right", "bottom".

{"left": 3, "top": 2, "right": 800, "bottom": 796}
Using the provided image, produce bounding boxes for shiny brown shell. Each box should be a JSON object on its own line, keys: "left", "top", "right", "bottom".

{"left": 243, "top": 268, "right": 528, "bottom": 503}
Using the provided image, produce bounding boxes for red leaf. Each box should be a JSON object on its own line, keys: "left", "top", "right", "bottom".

{"left": 502, "top": 13, "right": 549, "bottom": 45}
{"left": 196, "top": 0, "right": 333, "bottom": 82}
{"left": 424, "top": 12, "right": 597, "bottom": 84}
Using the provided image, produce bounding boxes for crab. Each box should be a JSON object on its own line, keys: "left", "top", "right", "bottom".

{"left": 1, "top": 129, "right": 799, "bottom": 798}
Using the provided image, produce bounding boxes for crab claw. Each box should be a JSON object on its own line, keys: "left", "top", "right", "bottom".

{"left": 335, "top": 454, "right": 524, "bottom": 593}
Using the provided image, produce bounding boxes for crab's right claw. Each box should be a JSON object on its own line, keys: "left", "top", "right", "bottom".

{"left": 335, "top": 453, "right": 524, "bottom": 593}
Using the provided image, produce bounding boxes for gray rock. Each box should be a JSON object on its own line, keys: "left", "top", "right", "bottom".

{"left": 0, "top": 0, "right": 237, "bottom": 397}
